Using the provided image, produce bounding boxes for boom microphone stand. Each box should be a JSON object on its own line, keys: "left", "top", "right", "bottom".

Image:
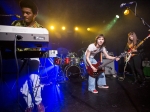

{"left": 124, "top": 2, "right": 150, "bottom": 29}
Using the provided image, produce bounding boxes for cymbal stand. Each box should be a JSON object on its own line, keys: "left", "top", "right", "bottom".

{"left": 56, "top": 54, "right": 67, "bottom": 83}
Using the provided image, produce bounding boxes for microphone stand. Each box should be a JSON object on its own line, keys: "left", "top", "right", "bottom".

{"left": 126, "top": 3, "right": 150, "bottom": 30}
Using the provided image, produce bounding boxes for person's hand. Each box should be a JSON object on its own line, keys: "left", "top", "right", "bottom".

{"left": 115, "top": 57, "right": 120, "bottom": 61}
{"left": 131, "top": 49, "right": 137, "bottom": 52}
{"left": 91, "top": 66, "right": 97, "bottom": 72}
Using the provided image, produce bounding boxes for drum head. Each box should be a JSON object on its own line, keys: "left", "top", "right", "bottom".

{"left": 65, "top": 65, "right": 81, "bottom": 79}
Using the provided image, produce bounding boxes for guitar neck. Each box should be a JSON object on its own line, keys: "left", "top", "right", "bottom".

{"left": 135, "top": 36, "right": 149, "bottom": 49}
{"left": 99, "top": 58, "right": 116, "bottom": 68}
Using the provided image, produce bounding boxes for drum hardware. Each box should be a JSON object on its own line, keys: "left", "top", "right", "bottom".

{"left": 55, "top": 54, "right": 67, "bottom": 83}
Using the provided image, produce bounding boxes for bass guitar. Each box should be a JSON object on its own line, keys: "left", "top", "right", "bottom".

{"left": 86, "top": 52, "right": 126, "bottom": 78}
{"left": 125, "top": 34, "right": 150, "bottom": 63}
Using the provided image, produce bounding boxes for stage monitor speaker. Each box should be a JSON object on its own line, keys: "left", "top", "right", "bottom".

{"left": 103, "top": 59, "right": 116, "bottom": 75}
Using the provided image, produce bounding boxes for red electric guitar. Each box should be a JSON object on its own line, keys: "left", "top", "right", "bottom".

{"left": 86, "top": 52, "right": 126, "bottom": 78}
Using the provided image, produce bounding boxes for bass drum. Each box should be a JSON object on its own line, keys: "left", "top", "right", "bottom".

{"left": 64, "top": 65, "right": 81, "bottom": 79}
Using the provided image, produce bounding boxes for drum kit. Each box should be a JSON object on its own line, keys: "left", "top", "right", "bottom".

{"left": 54, "top": 47, "right": 87, "bottom": 81}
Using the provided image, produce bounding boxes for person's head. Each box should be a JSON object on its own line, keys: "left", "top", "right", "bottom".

{"left": 19, "top": 0, "right": 38, "bottom": 24}
{"left": 95, "top": 34, "right": 105, "bottom": 47}
{"left": 128, "top": 31, "right": 137, "bottom": 45}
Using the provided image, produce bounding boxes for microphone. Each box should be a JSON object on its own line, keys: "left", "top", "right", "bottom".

{"left": 120, "top": 2, "right": 135, "bottom": 8}
{"left": 15, "top": 14, "right": 21, "bottom": 18}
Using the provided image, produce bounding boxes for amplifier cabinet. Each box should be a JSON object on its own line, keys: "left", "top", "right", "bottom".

{"left": 102, "top": 59, "right": 116, "bottom": 75}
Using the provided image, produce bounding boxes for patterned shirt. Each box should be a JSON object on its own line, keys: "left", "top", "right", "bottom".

{"left": 11, "top": 20, "right": 43, "bottom": 28}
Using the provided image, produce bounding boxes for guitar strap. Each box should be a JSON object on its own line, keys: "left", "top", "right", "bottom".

{"left": 100, "top": 52, "right": 102, "bottom": 63}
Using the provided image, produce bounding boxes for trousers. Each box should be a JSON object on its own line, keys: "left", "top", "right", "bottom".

{"left": 19, "top": 59, "right": 42, "bottom": 107}
{"left": 83, "top": 56, "right": 106, "bottom": 91}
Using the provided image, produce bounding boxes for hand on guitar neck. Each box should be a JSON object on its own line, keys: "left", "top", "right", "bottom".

{"left": 125, "top": 34, "right": 150, "bottom": 63}
{"left": 87, "top": 52, "right": 126, "bottom": 78}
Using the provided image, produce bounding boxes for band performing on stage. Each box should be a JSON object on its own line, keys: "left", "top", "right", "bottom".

{"left": 0, "top": 0, "right": 150, "bottom": 112}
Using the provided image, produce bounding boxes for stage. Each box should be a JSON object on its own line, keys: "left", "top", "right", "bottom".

{"left": 1, "top": 74, "right": 150, "bottom": 112}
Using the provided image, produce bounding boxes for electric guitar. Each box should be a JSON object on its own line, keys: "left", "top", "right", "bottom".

{"left": 125, "top": 34, "right": 150, "bottom": 63}
{"left": 86, "top": 52, "right": 126, "bottom": 78}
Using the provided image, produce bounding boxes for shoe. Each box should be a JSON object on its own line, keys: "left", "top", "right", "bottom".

{"left": 90, "top": 90, "right": 98, "bottom": 93}
{"left": 25, "top": 107, "right": 33, "bottom": 112}
{"left": 37, "top": 103, "right": 45, "bottom": 112}
{"left": 98, "top": 85, "right": 109, "bottom": 89}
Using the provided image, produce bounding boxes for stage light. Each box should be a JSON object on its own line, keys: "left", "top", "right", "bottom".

{"left": 116, "top": 15, "right": 119, "bottom": 18}
{"left": 50, "top": 26, "right": 54, "bottom": 30}
{"left": 75, "top": 27, "right": 78, "bottom": 31}
{"left": 87, "top": 28, "right": 90, "bottom": 31}
{"left": 124, "top": 9, "right": 129, "bottom": 15}
{"left": 62, "top": 26, "right": 66, "bottom": 30}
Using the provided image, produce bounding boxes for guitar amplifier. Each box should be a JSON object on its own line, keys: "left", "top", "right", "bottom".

{"left": 102, "top": 59, "right": 116, "bottom": 75}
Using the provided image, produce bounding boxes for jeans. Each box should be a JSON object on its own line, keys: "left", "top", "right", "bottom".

{"left": 83, "top": 56, "right": 107, "bottom": 91}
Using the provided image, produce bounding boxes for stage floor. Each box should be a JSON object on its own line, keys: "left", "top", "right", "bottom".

{"left": 1, "top": 74, "right": 150, "bottom": 112}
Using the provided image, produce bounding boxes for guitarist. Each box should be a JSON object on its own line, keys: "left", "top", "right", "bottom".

{"left": 84, "top": 34, "right": 120, "bottom": 94}
{"left": 124, "top": 32, "right": 145, "bottom": 86}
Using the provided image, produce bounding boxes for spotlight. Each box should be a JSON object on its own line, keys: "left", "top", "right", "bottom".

{"left": 62, "top": 26, "right": 66, "bottom": 30}
{"left": 124, "top": 9, "right": 129, "bottom": 15}
{"left": 116, "top": 15, "right": 119, "bottom": 18}
{"left": 87, "top": 28, "right": 90, "bottom": 31}
{"left": 75, "top": 27, "right": 78, "bottom": 31}
{"left": 50, "top": 26, "right": 54, "bottom": 30}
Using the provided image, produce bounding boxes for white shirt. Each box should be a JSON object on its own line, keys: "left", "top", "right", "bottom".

{"left": 85, "top": 43, "right": 106, "bottom": 58}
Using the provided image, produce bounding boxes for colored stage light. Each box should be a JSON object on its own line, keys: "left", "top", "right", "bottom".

{"left": 87, "top": 28, "right": 90, "bottom": 31}
{"left": 116, "top": 15, "right": 119, "bottom": 18}
{"left": 62, "top": 26, "right": 66, "bottom": 30}
{"left": 124, "top": 9, "right": 129, "bottom": 15}
{"left": 50, "top": 26, "right": 54, "bottom": 30}
{"left": 75, "top": 27, "right": 78, "bottom": 31}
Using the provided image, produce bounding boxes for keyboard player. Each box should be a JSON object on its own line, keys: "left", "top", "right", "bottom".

{"left": 11, "top": 0, "right": 45, "bottom": 112}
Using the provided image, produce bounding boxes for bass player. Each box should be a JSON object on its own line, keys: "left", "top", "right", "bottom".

{"left": 84, "top": 34, "right": 120, "bottom": 94}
